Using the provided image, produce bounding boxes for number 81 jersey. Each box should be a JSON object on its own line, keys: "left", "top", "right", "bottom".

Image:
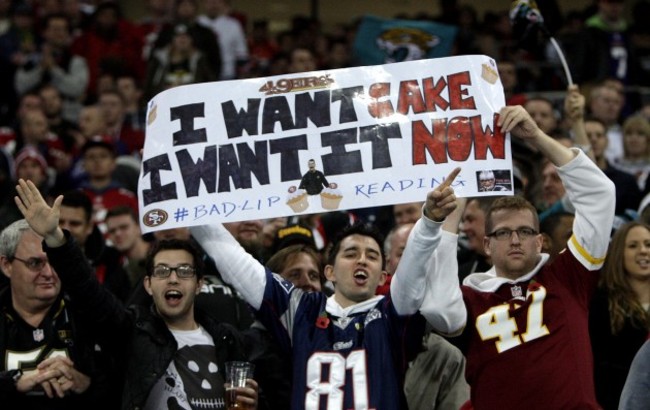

{"left": 256, "top": 271, "right": 426, "bottom": 410}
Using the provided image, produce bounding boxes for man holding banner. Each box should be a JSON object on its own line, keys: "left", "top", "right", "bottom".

{"left": 451, "top": 106, "right": 616, "bottom": 409}
{"left": 190, "top": 166, "right": 465, "bottom": 409}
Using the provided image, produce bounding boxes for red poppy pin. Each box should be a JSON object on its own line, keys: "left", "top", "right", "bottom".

{"left": 528, "top": 281, "right": 541, "bottom": 292}
{"left": 316, "top": 312, "right": 330, "bottom": 329}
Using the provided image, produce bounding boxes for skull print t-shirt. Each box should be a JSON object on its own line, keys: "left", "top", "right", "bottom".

{"left": 144, "top": 326, "right": 227, "bottom": 410}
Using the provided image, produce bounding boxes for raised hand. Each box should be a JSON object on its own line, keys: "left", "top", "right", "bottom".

{"left": 423, "top": 167, "right": 461, "bottom": 222}
{"left": 498, "top": 105, "right": 543, "bottom": 141}
{"left": 14, "top": 179, "right": 64, "bottom": 245}
{"left": 564, "top": 84, "right": 585, "bottom": 123}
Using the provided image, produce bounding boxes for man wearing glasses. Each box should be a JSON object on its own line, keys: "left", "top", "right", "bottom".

{"left": 11, "top": 183, "right": 260, "bottom": 410}
{"left": 454, "top": 106, "right": 616, "bottom": 409}
{"left": 0, "top": 219, "right": 96, "bottom": 408}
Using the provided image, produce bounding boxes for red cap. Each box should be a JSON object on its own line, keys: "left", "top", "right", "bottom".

{"left": 14, "top": 146, "right": 47, "bottom": 174}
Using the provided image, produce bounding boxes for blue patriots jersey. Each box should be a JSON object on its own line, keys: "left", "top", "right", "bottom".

{"left": 255, "top": 269, "right": 425, "bottom": 410}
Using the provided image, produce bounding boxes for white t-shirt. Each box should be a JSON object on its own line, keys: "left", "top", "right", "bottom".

{"left": 144, "top": 326, "right": 226, "bottom": 409}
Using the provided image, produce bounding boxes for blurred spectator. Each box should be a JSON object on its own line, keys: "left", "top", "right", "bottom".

{"left": 611, "top": 115, "right": 650, "bottom": 191}
{"left": 138, "top": 0, "right": 173, "bottom": 62}
{"left": 224, "top": 219, "right": 265, "bottom": 262}
{"left": 197, "top": 0, "right": 248, "bottom": 80}
{"left": 619, "top": 339, "right": 650, "bottom": 409}
{"left": 38, "top": 84, "right": 77, "bottom": 148}
{"left": 60, "top": 0, "right": 93, "bottom": 36}
{"left": 116, "top": 73, "right": 146, "bottom": 133}
{"left": 154, "top": 0, "right": 222, "bottom": 79}
{"left": 247, "top": 19, "right": 278, "bottom": 75}
{"left": 498, "top": 60, "right": 527, "bottom": 106}
{"left": 71, "top": 2, "right": 143, "bottom": 100}
{"left": 0, "top": 3, "right": 36, "bottom": 126}
{"left": 525, "top": 97, "right": 560, "bottom": 136}
{"left": 629, "top": 0, "right": 650, "bottom": 85}
{"left": 393, "top": 201, "right": 423, "bottom": 226}
{"left": 569, "top": 0, "right": 642, "bottom": 85}
{"left": 105, "top": 205, "right": 150, "bottom": 286}
{"left": 589, "top": 82, "right": 625, "bottom": 162}
{"left": 540, "top": 159, "right": 566, "bottom": 211}
{"left": 586, "top": 117, "right": 643, "bottom": 214}
{"left": 288, "top": 47, "right": 317, "bottom": 73}
{"left": 78, "top": 136, "right": 139, "bottom": 236}
{"left": 375, "top": 222, "right": 415, "bottom": 296}
{"left": 0, "top": 147, "right": 51, "bottom": 231}
{"left": 322, "top": 37, "right": 350, "bottom": 69}
{"left": 458, "top": 197, "right": 495, "bottom": 282}
{"left": 539, "top": 211, "right": 574, "bottom": 263}
{"left": 261, "top": 217, "right": 287, "bottom": 252}
{"left": 590, "top": 221, "right": 650, "bottom": 409}
{"left": 270, "top": 222, "right": 315, "bottom": 254}
{"left": 59, "top": 189, "right": 132, "bottom": 301}
{"left": 14, "top": 13, "right": 88, "bottom": 123}
{"left": 266, "top": 244, "right": 322, "bottom": 293}
{"left": 144, "top": 22, "right": 216, "bottom": 101}
{"left": 16, "top": 108, "right": 70, "bottom": 175}
{"left": 98, "top": 89, "right": 143, "bottom": 155}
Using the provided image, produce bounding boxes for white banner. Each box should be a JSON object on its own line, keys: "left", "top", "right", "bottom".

{"left": 138, "top": 54, "right": 511, "bottom": 233}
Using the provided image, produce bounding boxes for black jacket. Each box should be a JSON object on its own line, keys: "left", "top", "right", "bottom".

{"left": 0, "top": 288, "right": 112, "bottom": 409}
{"left": 45, "top": 231, "right": 246, "bottom": 410}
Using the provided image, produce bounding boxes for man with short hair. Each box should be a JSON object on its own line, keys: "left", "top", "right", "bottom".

{"left": 393, "top": 201, "right": 424, "bottom": 226}
{"left": 60, "top": 190, "right": 131, "bottom": 301}
{"left": 14, "top": 180, "right": 259, "bottom": 409}
{"left": 454, "top": 106, "right": 616, "bottom": 409}
{"left": 298, "top": 159, "right": 329, "bottom": 195}
{"left": 191, "top": 168, "right": 465, "bottom": 409}
{"left": 78, "top": 136, "right": 138, "bottom": 233}
{"left": 458, "top": 197, "right": 495, "bottom": 282}
{"left": 105, "top": 205, "right": 150, "bottom": 285}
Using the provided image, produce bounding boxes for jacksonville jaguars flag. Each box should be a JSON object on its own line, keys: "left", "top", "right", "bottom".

{"left": 353, "top": 15, "right": 458, "bottom": 66}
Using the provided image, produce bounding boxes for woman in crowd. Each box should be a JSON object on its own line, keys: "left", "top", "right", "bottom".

{"left": 590, "top": 221, "right": 650, "bottom": 409}
{"left": 613, "top": 116, "right": 650, "bottom": 192}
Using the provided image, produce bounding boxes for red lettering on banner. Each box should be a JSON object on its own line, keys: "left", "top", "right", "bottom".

{"left": 367, "top": 83, "right": 394, "bottom": 118}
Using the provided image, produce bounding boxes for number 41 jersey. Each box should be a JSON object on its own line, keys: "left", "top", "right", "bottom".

{"left": 460, "top": 250, "right": 601, "bottom": 410}
{"left": 256, "top": 271, "right": 425, "bottom": 410}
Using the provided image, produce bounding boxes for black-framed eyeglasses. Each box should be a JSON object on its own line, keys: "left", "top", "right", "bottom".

{"left": 12, "top": 256, "right": 48, "bottom": 272}
{"left": 151, "top": 264, "right": 196, "bottom": 279}
{"left": 487, "top": 227, "right": 538, "bottom": 241}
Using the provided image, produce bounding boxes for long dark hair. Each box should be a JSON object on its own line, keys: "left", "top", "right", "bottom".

{"left": 601, "top": 222, "right": 650, "bottom": 334}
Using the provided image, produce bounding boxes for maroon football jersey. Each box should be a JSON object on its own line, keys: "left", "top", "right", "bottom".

{"left": 462, "top": 250, "right": 601, "bottom": 410}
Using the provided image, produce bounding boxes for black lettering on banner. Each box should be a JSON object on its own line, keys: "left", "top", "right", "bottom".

{"left": 294, "top": 91, "right": 331, "bottom": 128}
{"left": 269, "top": 135, "right": 309, "bottom": 181}
{"left": 222, "top": 99, "right": 261, "bottom": 138}
{"left": 176, "top": 146, "right": 217, "bottom": 197}
{"left": 218, "top": 141, "right": 269, "bottom": 192}
{"left": 170, "top": 103, "right": 207, "bottom": 145}
{"left": 359, "top": 122, "right": 402, "bottom": 169}
{"left": 142, "top": 154, "right": 177, "bottom": 206}
{"left": 332, "top": 86, "right": 363, "bottom": 123}
{"left": 321, "top": 128, "right": 363, "bottom": 175}
{"left": 262, "top": 96, "right": 296, "bottom": 134}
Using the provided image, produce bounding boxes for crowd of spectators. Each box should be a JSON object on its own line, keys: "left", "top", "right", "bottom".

{"left": 0, "top": 0, "right": 649, "bottom": 409}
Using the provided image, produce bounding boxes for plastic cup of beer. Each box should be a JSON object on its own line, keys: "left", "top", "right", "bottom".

{"left": 224, "top": 361, "right": 255, "bottom": 409}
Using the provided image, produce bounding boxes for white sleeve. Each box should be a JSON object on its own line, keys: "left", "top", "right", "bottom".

{"left": 560, "top": 149, "right": 616, "bottom": 270}
{"left": 191, "top": 224, "right": 266, "bottom": 309}
{"left": 420, "top": 231, "right": 466, "bottom": 335}
{"left": 390, "top": 217, "right": 441, "bottom": 315}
